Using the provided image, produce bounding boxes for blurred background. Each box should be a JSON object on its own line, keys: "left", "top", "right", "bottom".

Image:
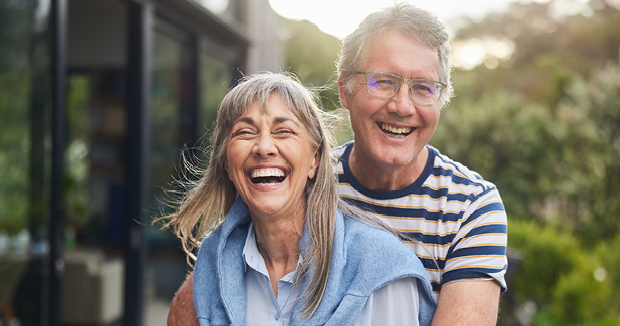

{"left": 0, "top": 0, "right": 618, "bottom": 325}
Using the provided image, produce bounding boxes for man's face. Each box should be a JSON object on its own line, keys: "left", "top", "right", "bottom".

{"left": 339, "top": 29, "right": 442, "bottom": 172}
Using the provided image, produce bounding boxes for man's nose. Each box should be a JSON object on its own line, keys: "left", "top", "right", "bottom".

{"left": 386, "top": 83, "right": 416, "bottom": 116}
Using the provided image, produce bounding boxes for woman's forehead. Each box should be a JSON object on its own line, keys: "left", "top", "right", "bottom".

{"left": 238, "top": 94, "right": 303, "bottom": 121}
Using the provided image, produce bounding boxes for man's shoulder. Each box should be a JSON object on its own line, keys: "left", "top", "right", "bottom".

{"left": 332, "top": 141, "right": 352, "bottom": 160}
{"left": 427, "top": 145, "right": 498, "bottom": 194}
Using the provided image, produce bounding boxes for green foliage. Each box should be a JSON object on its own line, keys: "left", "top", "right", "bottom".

{"left": 0, "top": 68, "right": 31, "bottom": 236}
{"left": 64, "top": 75, "right": 92, "bottom": 228}
{"left": 431, "top": 79, "right": 608, "bottom": 224}
{"left": 428, "top": 1, "right": 620, "bottom": 323}
{"left": 453, "top": 0, "right": 620, "bottom": 106}
{"left": 283, "top": 19, "right": 341, "bottom": 111}
{"left": 507, "top": 219, "right": 582, "bottom": 305}
{"left": 434, "top": 1, "right": 620, "bottom": 239}
{"left": 507, "top": 220, "right": 620, "bottom": 325}
{"left": 0, "top": 0, "right": 50, "bottom": 236}
{"left": 283, "top": 18, "right": 353, "bottom": 144}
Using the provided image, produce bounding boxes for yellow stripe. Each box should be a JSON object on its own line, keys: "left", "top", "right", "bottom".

{"left": 443, "top": 263, "right": 506, "bottom": 272}
{"left": 465, "top": 233, "right": 507, "bottom": 240}
{"left": 338, "top": 194, "right": 469, "bottom": 216}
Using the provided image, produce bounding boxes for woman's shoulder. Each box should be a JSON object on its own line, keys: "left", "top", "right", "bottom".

{"left": 341, "top": 215, "right": 405, "bottom": 247}
{"left": 338, "top": 213, "right": 419, "bottom": 268}
{"left": 329, "top": 210, "right": 432, "bottom": 301}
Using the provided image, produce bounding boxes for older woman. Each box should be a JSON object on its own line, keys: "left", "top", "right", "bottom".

{"left": 163, "top": 72, "right": 436, "bottom": 325}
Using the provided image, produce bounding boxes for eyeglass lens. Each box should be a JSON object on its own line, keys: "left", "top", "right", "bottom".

{"left": 366, "top": 72, "right": 440, "bottom": 104}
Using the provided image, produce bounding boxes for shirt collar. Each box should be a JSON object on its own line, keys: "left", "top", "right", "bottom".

{"left": 242, "top": 222, "right": 303, "bottom": 283}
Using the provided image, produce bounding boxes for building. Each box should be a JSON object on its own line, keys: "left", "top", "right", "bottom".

{"left": 0, "top": 0, "right": 284, "bottom": 325}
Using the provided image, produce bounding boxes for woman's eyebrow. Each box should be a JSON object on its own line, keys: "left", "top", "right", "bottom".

{"left": 234, "top": 116, "right": 254, "bottom": 125}
{"left": 273, "top": 116, "right": 300, "bottom": 127}
{"left": 233, "top": 115, "right": 300, "bottom": 128}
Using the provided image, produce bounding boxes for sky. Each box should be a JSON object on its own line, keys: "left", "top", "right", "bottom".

{"left": 267, "top": 0, "right": 521, "bottom": 39}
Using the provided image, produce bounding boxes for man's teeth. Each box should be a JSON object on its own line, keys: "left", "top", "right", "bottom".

{"left": 380, "top": 123, "right": 412, "bottom": 135}
{"left": 250, "top": 169, "right": 285, "bottom": 178}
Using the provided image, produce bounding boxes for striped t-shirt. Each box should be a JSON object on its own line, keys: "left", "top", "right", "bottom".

{"left": 334, "top": 142, "right": 508, "bottom": 299}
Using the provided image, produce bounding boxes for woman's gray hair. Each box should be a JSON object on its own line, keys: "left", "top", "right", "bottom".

{"left": 160, "top": 72, "right": 339, "bottom": 318}
{"left": 337, "top": 2, "right": 454, "bottom": 108}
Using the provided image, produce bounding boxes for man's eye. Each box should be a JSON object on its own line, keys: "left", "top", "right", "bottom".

{"left": 412, "top": 83, "right": 433, "bottom": 94}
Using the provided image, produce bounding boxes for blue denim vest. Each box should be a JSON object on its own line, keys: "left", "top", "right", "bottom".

{"left": 193, "top": 198, "right": 436, "bottom": 325}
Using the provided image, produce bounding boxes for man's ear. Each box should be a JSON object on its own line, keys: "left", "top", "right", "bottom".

{"left": 308, "top": 151, "right": 320, "bottom": 180}
{"left": 337, "top": 75, "right": 351, "bottom": 111}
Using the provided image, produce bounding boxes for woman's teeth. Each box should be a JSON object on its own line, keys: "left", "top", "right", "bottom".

{"left": 250, "top": 169, "right": 286, "bottom": 185}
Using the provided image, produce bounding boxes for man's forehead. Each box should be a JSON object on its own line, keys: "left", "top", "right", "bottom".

{"left": 358, "top": 30, "right": 440, "bottom": 76}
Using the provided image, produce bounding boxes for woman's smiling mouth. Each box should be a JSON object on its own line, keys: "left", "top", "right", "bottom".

{"left": 249, "top": 168, "right": 287, "bottom": 186}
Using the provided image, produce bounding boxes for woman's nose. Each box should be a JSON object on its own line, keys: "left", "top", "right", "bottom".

{"left": 252, "top": 134, "right": 277, "bottom": 157}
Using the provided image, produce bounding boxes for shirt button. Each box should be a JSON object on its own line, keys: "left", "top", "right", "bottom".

{"left": 275, "top": 313, "right": 281, "bottom": 320}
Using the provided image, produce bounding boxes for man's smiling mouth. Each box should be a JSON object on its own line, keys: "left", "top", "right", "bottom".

{"left": 250, "top": 168, "right": 286, "bottom": 186}
{"left": 378, "top": 122, "right": 413, "bottom": 138}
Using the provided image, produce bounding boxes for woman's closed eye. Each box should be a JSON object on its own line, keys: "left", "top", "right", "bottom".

{"left": 274, "top": 128, "right": 296, "bottom": 136}
{"left": 232, "top": 128, "right": 256, "bottom": 138}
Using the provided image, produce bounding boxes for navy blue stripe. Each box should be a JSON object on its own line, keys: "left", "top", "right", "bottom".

{"left": 443, "top": 267, "right": 507, "bottom": 290}
{"left": 338, "top": 143, "right": 436, "bottom": 200}
{"left": 402, "top": 231, "right": 456, "bottom": 247}
{"left": 418, "top": 185, "right": 473, "bottom": 203}
{"left": 449, "top": 246, "right": 507, "bottom": 259}
{"left": 464, "top": 224, "right": 507, "bottom": 238}
{"left": 341, "top": 197, "right": 464, "bottom": 223}
{"left": 339, "top": 173, "right": 479, "bottom": 204}
{"left": 463, "top": 199, "right": 505, "bottom": 227}
{"left": 434, "top": 166, "right": 488, "bottom": 189}
{"left": 419, "top": 257, "right": 446, "bottom": 271}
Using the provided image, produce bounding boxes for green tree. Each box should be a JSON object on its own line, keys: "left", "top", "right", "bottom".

{"left": 283, "top": 18, "right": 353, "bottom": 143}
{"left": 428, "top": 1, "right": 620, "bottom": 324}
{"left": 283, "top": 18, "right": 341, "bottom": 111}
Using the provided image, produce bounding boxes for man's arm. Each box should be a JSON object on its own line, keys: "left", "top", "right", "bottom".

{"left": 168, "top": 272, "right": 199, "bottom": 326}
{"left": 431, "top": 280, "right": 501, "bottom": 326}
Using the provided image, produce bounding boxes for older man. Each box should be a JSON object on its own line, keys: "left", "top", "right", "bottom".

{"left": 168, "top": 3, "right": 507, "bottom": 326}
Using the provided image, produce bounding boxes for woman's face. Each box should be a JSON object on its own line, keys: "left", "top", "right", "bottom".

{"left": 225, "top": 94, "right": 320, "bottom": 221}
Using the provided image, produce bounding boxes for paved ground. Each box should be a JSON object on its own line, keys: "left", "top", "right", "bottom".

{"left": 146, "top": 296, "right": 172, "bottom": 326}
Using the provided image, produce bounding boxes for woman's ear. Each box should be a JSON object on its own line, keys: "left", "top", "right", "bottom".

{"left": 224, "top": 158, "right": 231, "bottom": 180}
{"left": 308, "top": 151, "right": 320, "bottom": 179}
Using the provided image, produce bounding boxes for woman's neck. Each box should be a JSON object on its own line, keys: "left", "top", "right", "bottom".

{"left": 252, "top": 212, "right": 305, "bottom": 297}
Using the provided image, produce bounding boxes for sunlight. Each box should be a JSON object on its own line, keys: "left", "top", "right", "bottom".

{"left": 454, "top": 40, "right": 486, "bottom": 70}
{"left": 452, "top": 37, "right": 515, "bottom": 70}
{"left": 267, "top": 0, "right": 514, "bottom": 39}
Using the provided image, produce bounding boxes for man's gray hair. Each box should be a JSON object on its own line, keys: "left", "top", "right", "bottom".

{"left": 337, "top": 2, "right": 454, "bottom": 107}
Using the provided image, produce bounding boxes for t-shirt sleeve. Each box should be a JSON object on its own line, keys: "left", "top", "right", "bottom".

{"left": 441, "top": 187, "right": 508, "bottom": 291}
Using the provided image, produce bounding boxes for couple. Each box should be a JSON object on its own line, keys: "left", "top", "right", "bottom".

{"left": 164, "top": 3, "right": 507, "bottom": 325}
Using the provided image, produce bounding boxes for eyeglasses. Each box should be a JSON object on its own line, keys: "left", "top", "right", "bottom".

{"left": 355, "top": 71, "right": 446, "bottom": 105}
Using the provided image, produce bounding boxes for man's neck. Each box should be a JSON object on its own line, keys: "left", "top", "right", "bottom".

{"left": 348, "top": 145, "right": 429, "bottom": 192}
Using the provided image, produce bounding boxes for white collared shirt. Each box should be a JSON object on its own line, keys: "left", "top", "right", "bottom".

{"left": 242, "top": 223, "right": 420, "bottom": 326}
{"left": 243, "top": 223, "right": 302, "bottom": 326}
